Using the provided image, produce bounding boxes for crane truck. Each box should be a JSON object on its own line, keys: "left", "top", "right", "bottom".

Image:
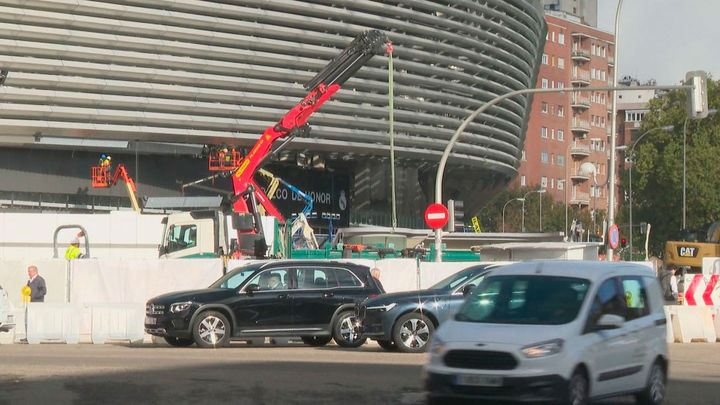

{"left": 158, "top": 30, "right": 389, "bottom": 259}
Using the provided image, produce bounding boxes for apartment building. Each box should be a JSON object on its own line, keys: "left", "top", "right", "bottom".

{"left": 515, "top": 11, "right": 614, "bottom": 230}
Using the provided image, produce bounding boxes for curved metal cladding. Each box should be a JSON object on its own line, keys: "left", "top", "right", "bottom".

{"left": 0, "top": 0, "right": 545, "bottom": 209}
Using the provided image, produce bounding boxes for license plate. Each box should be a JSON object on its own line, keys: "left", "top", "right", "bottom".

{"left": 144, "top": 316, "right": 157, "bottom": 325}
{"left": 455, "top": 374, "right": 503, "bottom": 387}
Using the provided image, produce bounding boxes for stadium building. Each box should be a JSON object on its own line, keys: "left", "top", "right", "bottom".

{"left": 0, "top": 0, "right": 546, "bottom": 231}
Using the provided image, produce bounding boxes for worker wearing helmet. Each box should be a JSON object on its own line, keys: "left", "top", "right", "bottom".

{"left": 64, "top": 236, "right": 82, "bottom": 260}
{"left": 102, "top": 155, "right": 112, "bottom": 167}
{"left": 99, "top": 154, "right": 106, "bottom": 166}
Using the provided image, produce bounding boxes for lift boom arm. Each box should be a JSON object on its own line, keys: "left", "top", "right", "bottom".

{"left": 230, "top": 30, "right": 388, "bottom": 225}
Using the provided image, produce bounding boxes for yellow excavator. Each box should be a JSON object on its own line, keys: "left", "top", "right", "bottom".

{"left": 664, "top": 220, "right": 720, "bottom": 272}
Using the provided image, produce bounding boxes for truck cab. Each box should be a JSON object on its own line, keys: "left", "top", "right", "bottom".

{"left": 158, "top": 210, "right": 281, "bottom": 259}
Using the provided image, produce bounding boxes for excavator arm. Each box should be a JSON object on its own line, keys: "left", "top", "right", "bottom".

{"left": 229, "top": 30, "right": 388, "bottom": 250}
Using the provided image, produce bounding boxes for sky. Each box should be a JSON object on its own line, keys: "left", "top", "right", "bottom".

{"left": 596, "top": 0, "right": 720, "bottom": 84}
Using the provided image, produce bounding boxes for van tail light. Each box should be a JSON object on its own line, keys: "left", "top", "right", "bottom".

{"left": 369, "top": 294, "right": 377, "bottom": 298}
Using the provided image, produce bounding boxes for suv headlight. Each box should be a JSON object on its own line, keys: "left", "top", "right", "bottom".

{"left": 521, "top": 339, "right": 564, "bottom": 358}
{"left": 169, "top": 301, "right": 193, "bottom": 313}
{"left": 366, "top": 303, "right": 397, "bottom": 312}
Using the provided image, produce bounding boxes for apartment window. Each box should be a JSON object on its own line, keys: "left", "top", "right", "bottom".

{"left": 591, "top": 43, "right": 596, "bottom": 55}
{"left": 558, "top": 179, "right": 564, "bottom": 190}
{"left": 558, "top": 130, "right": 564, "bottom": 141}
{"left": 521, "top": 175, "right": 526, "bottom": 186}
{"left": 542, "top": 53, "right": 548, "bottom": 64}
{"left": 558, "top": 57, "right": 564, "bottom": 69}
{"left": 602, "top": 47, "right": 606, "bottom": 57}
{"left": 601, "top": 70, "right": 606, "bottom": 81}
{"left": 557, "top": 82, "right": 564, "bottom": 89}
{"left": 551, "top": 32, "right": 555, "bottom": 42}
{"left": 541, "top": 152, "right": 548, "bottom": 163}
{"left": 550, "top": 178, "right": 555, "bottom": 189}
{"left": 558, "top": 32, "right": 565, "bottom": 45}
{"left": 557, "top": 155, "right": 564, "bottom": 166}
{"left": 541, "top": 127, "right": 548, "bottom": 138}
{"left": 541, "top": 102, "right": 548, "bottom": 113}
{"left": 541, "top": 78, "right": 548, "bottom": 88}
{"left": 591, "top": 68, "right": 596, "bottom": 79}
{"left": 558, "top": 106, "right": 564, "bottom": 117}
{"left": 522, "top": 149, "right": 526, "bottom": 161}
{"left": 541, "top": 176, "right": 548, "bottom": 187}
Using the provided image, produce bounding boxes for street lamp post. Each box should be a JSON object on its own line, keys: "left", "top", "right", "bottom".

{"left": 503, "top": 197, "right": 525, "bottom": 233}
{"left": 683, "top": 109, "right": 717, "bottom": 230}
{"left": 522, "top": 189, "right": 546, "bottom": 232}
{"left": 627, "top": 125, "right": 674, "bottom": 258}
{"left": 607, "top": 0, "right": 623, "bottom": 261}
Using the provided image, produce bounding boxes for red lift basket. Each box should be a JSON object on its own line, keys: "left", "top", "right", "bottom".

{"left": 91, "top": 166, "right": 110, "bottom": 188}
{"left": 208, "top": 148, "right": 241, "bottom": 171}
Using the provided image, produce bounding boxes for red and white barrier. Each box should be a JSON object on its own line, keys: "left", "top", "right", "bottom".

{"left": 683, "top": 274, "right": 720, "bottom": 306}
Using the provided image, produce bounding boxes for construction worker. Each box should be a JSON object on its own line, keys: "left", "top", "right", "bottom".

{"left": 99, "top": 154, "right": 106, "bottom": 166}
{"left": 64, "top": 236, "right": 82, "bottom": 260}
{"left": 103, "top": 155, "right": 112, "bottom": 167}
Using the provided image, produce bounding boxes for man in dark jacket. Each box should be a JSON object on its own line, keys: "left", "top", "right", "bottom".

{"left": 27, "top": 265, "right": 46, "bottom": 302}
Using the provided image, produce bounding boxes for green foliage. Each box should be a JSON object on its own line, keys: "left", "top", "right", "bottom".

{"left": 617, "top": 77, "right": 720, "bottom": 256}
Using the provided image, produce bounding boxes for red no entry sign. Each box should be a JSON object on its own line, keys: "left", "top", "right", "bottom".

{"left": 425, "top": 203, "right": 449, "bottom": 229}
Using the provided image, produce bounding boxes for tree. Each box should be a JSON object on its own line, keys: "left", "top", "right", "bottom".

{"left": 617, "top": 77, "right": 720, "bottom": 256}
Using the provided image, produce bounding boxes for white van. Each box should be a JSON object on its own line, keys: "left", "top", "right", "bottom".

{"left": 424, "top": 261, "right": 667, "bottom": 405}
{"left": 0, "top": 284, "right": 16, "bottom": 333}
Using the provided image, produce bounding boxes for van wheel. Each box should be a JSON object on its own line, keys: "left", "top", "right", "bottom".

{"left": 301, "top": 336, "right": 332, "bottom": 346}
{"left": 565, "top": 368, "right": 589, "bottom": 405}
{"left": 164, "top": 336, "right": 194, "bottom": 347}
{"left": 192, "top": 311, "right": 230, "bottom": 348}
{"left": 392, "top": 313, "right": 434, "bottom": 353}
{"left": 332, "top": 311, "right": 367, "bottom": 348}
{"left": 635, "top": 360, "right": 666, "bottom": 405}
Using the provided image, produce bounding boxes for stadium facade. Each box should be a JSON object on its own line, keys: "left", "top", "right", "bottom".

{"left": 0, "top": 0, "right": 546, "bottom": 229}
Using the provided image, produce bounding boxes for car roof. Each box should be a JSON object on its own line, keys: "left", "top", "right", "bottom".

{"left": 486, "top": 261, "right": 654, "bottom": 282}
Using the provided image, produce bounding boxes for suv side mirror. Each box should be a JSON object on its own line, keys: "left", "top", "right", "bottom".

{"left": 593, "top": 314, "right": 625, "bottom": 331}
{"left": 245, "top": 284, "right": 260, "bottom": 296}
{"left": 462, "top": 285, "right": 476, "bottom": 297}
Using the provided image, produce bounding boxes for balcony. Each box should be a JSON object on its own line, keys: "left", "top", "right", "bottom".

{"left": 570, "top": 167, "right": 590, "bottom": 182}
{"left": 571, "top": 118, "right": 590, "bottom": 133}
{"left": 607, "top": 55, "right": 615, "bottom": 66}
{"left": 571, "top": 95, "right": 590, "bottom": 109}
{"left": 571, "top": 48, "right": 590, "bottom": 62}
{"left": 571, "top": 69, "right": 590, "bottom": 85}
{"left": 570, "top": 191, "right": 590, "bottom": 206}
{"left": 570, "top": 141, "right": 590, "bottom": 156}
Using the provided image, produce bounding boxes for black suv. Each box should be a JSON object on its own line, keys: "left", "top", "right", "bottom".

{"left": 145, "top": 260, "right": 384, "bottom": 348}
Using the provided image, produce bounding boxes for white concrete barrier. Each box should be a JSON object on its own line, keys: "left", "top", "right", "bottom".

{"left": 664, "top": 305, "right": 677, "bottom": 344}
{"left": 26, "top": 303, "right": 81, "bottom": 344}
{"left": 90, "top": 303, "right": 145, "bottom": 344}
{"left": 670, "top": 306, "right": 717, "bottom": 343}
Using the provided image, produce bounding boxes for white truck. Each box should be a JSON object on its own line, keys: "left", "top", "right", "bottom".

{"left": 157, "top": 210, "right": 281, "bottom": 259}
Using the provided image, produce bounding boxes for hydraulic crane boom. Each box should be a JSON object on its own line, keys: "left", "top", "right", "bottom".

{"left": 230, "top": 30, "right": 388, "bottom": 249}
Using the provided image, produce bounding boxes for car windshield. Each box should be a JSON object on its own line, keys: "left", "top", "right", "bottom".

{"left": 455, "top": 275, "right": 590, "bottom": 325}
{"left": 429, "top": 266, "right": 489, "bottom": 291}
{"left": 208, "top": 265, "right": 262, "bottom": 289}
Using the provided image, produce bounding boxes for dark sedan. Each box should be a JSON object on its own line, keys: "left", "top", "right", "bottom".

{"left": 357, "top": 263, "right": 508, "bottom": 353}
{"left": 145, "top": 260, "right": 384, "bottom": 348}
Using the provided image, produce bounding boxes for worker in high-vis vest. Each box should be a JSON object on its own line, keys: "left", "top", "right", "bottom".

{"left": 64, "top": 236, "right": 81, "bottom": 260}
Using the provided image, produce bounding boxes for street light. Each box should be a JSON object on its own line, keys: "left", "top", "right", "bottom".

{"left": 522, "top": 189, "right": 546, "bottom": 232}
{"left": 502, "top": 197, "right": 525, "bottom": 233}
{"left": 627, "top": 125, "right": 674, "bottom": 258}
{"left": 579, "top": 145, "right": 627, "bottom": 246}
{"left": 683, "top": 108, "right": 717, "bottom": 230}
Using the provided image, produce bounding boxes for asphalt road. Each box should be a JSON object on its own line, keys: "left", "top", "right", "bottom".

{"left": 0, "top": 341, "right": 718, "bottom": 405}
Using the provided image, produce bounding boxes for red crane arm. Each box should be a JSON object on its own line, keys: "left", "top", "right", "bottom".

{"left": 230, "top": 30, "right": 388, "bottom": 218}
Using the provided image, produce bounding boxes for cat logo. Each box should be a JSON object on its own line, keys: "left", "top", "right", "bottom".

{"left": 678, "top": 246, "right": 698, "bottom": 257}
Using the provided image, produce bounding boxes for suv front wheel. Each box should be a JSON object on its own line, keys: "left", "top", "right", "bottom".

{"left": 392, "top": 313, "right": 435, "bottom": 353}
{"left": 192, "top": 310, "right": 231, "bottom": 348}
{"left": 332, "top": 311, "right": 367, "bottom": 348}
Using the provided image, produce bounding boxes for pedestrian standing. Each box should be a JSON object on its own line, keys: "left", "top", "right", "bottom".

{"left": 26, "top": 265, "right": 46, "bottom": 303}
